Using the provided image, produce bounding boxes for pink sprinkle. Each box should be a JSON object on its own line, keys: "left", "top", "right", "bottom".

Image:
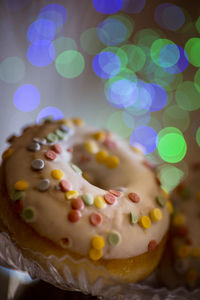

{"left": 68, "top": 210, "right": 81, "bottom": 222}
{"left": 148, "top": 240, "right": 157, "bottom": 252}
{"left": 90, "top": 212, "right": 103, "bottom": 226}
{"left": 59, "top": 180, "right": 71, "bottom": 192}
{"left": 67, "top": 147, "right": 73, "bottom": 153}
{"left": 104, "top": 193, "right": 116, "bottom": 205}
{"left": 108, "top": 189, "right": 121, "bottom": 197}
{"left": 103, "top": 138, "right": 117, "bottom": 149}
{"left": 71, "top": 198, "right": 84, "bottom": 210}
{"left": 45, "top": 150, "right": 57, "bottom": 160}
{"left": 128, "top": 192, "right": 140, "bottom": 203}
{"left": 51, "top": 143, "right": 62, "bottom": 154}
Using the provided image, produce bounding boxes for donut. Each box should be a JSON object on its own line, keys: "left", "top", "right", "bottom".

{"left": 0, "top": 118, "right": 170, "bottom": 288}
{"left": 158, "top": 163, "right": 200, "bottom": 289}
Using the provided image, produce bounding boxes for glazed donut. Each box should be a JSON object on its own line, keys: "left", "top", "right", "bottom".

{"left": 0, "top": 118, "right": 170, "bottom": 286}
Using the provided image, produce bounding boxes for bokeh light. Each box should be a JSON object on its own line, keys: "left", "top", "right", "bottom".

{"left": 27, "top": 19, "right": 56, "bottom": 43}
{"left": 150, "top": 39, "right": 174, "bottom": 67}
{"left": 93, "top": 0, "right": 123, "bottom": 14}
{"left": 162, "top": 105, "right": 190, "bottom": 132}
{"left": 0, "top": 57, "right": 25, "bottom": 83}
{"left": 147, "top": 83, "right": 168, "bottom": 111}
{"left": 101, "top": 47, "right": 128, "bottom": 68}
{"left": 158, "top": 164, "right": 184, "bottom": 192}
{"left": 39, "top": 4, "right": 67, "bottom": 29}
{"left": 14, "top": 84, "right": 40, "bottom": 112}
{"left": 133, "top": 28, "right": 161, "bottom": 48}
{"left": 121, "top": 0, "right": 146, "bottom": 14}
{"left": 111, "top": 14, "right": 134, "bottom": 41}
{"left": 106, "top": 111, "right": 132, "bottom": 138}
{"left": 121, "top": 44, "right": 146, "bottom": 72}
{"left": 130, "top": 126, "right": 158, "bottom": 154}
{"left": 196, "top": 127, "right": 200, "bottom": 147}
{"left": 80, "top": 28, "right": 104, "bottom": 55}
{"left": 5, "top": 0, "right": 31, "bottom": 11}
{"left": 93, "top": 52, "right": 121, "bottom": 79}
{"left": 52, "top": 37, "right": 77, "bottom": 59}
{"left": 158, "top": 127, "right": 187, "bottom": 163}
{"left": 185, "top": 38, "right": 200, "bottom": 67}
{"left": 123, "top": 110, "right": 150, "bottom": 128}
{"left": 27, "top": 40, "right": 55, "bottom": 67}
{"left": 175, "top": 81, "right": 200, "bottom": 111}
{"left": 55, "top": 50, "right": 85, "bottom": 79}
{"left": 163, "top": 46, "right": 188, "bottom": 74}
{"left": 37, "top": 107, "right": 64, "bottom": 123}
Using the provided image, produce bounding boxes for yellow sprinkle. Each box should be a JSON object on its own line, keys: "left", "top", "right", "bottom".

{"left": 167, "top": 201, "right": 174, "bottom": 214}
{"left": 93, "top": 131, "right": 105, "bottom": 141}
{"left": 94, "top": 196, "right": 107, "bottom": 209}
{"left": 140, "top": 216, "right": 151, "bottom": 229}
{"left": 191, "top": 246, "right": 200, "bottom": 257}
{"left": 51, "top": 169, "right": 64, "bottom": 180}
{"left": 177, "top": 245, "right": 191, "bottom": 258}
{"left": 105, "top": 155, "right": 120, "bottom": 168}
{"left": 84, "top": 140, "right": 99, "bottom": 154}
{"left": 150, "top": 208, "right": 162, "bottom": 222}
{"left": 95, "top": 150, "right": 108, "bottom": 164}
{"left": 72, "top": 117, "right": 84, "bottom": 126}
{"left": 59, "top": 119, "right": 73, "bottom": 127}
{"left": 187, "top": 269, "right": 198, "bottom": 285}
{"left": 91, "top": 236, "right": 105, "bottom": 250}
{"left": 89, "top": 248, "right": 103, "bottom": 261}
{"left": 172, "top": 213, "right": 186, "bottom": 227}
{"left": 2, "top": 147, "right": 13, "bottom": 160}
{"left": 131, "top": 146, "right": 143, "bottom": 155}
{"left": 65, "top": 190, "right": 79, "bottom": 200}
{"left": 14, "top": 180, "right": 28, "bottom": 191}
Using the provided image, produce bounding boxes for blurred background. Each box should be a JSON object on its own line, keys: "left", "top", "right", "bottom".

{"left": 0, "top": 0, "right": 199, "bottom": 298}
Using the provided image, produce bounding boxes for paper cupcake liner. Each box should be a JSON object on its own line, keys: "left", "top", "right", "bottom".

{"left": 0, "top": 231, "right": 200, "bottom": 300}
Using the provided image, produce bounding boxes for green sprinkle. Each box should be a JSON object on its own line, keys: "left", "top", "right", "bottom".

{"left": 156, "top": 195, "right": 166, "bottom": 207}
{"left": 70, "top": 163, "right": 82, "bottom": 175}
{"left": 55, "top": 129, "right": 66, "bottom": 140}
{"left": 108, "top": 232, "right": 121, "bottom": 246}
{"left": 22, "top": 207, "right": 36, "bottom": 223}
{"left": 10, "top": 190, "right": 23, "bottom": 202}
{"left": 46, "top": 133, "right": 58, "bottom": 143}
{"left": 82, "top": 193, "right": 94, "bottom": 206}
{"left": 130, "top": 211, "right": 138, "bottom": 224}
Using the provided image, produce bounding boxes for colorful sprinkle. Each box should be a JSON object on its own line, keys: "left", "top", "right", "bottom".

{"left": 139, "top": 216, "right": 151, "bottom": 229}
{"left": 105, "top": 155, "right": 120, "bottom": 168}
{"left": 156, "top": 194, "right": 166, "bottom": 207}
{"left": 84, "top": 140, "right": 99, "bottom": 154}
{"left": 103, "top": 138, "right": 117, "bottom": 149}
{"left": 60, "top": 124, "right": 70, "bottom": 133}
{"left": 51, "top": 143, "right": 62, "bottom": 154}
{"left": 33, "top": 137, "right": 47, "bottom": 145}
{"left": 72, "top": 117, "right": 84, "bottom": 126}
{"left": 167, "top": 201, "right": 174, "bottom": 214}
{"left": 59, "top": 180, "right": 71, "bottom": 192}
{"left": 55, "top": 129, "right": 66, "bottom": 140}
{"left": 108, "top": 232, "right": 121, "bottom": 246}
{"left": 14, "top": 180, "right": 28, "bottom": 191}
{"left": 108, "top": 189, "right": 121, "bottom": 197}
{"left": 2, "top": 148, "right": 13, "bottom": 160}
{"left": 148, "top": 240, "right": 157, "bottom": 252}
{"left": 172, "top": 213, "right": 186, "bottom": 227}
{"left": 70, "top": 163, "right": 82, "bottom": 175}
{"left": 46, "top": 133, "right": 58, "bottom": 143}
{"left": 27, "top": 142, "right": 40, "bottom": 152}
{"left": 150, "top": 208, "right": 162, "bottom": 222}
{"left": 94, "top": 196, "right": 107, "bottom": 209}
{"left": 65, "top": 190, "right": 79, "bottom": 200}
{"left": 177, "top": 245, "right": 191, "bottom": 258}
{"left": 10, "top": 190, "right": 23, "bottom": 202}
{"left": 128, "top": 192, "right": 140, "bottom": 203}
{"left": 68, "top": 209, "right": 81, "bottom": 222}
{"left": 131, "top": 146, "right": 143, "bottom": 155}
{"left": 89, "top": 248, "right": 103, "bottom": 261}
{"left": 37, "top": 179, "right": 50, "bottom": 192}
{"left": 31, "top": 159, "right": 45, "bottom": 170}
{"left": 93, "top": 131, "right": 105, "bottom": 141}
{"left": 95, "top": 150, "right": 108, "bottom": 164}
{"left": 45, "top": 150, "right": 57, "bottom": 160}
{"left": 71, "top": 197, "right": 84, "bottom": 210}
{"left": 82, "top": 193, "right": 94, "bottom": 206}
{"left": 90, "top": 212, "right": 103, "bottom": 226}
{"left": 91, "top": 236, "right": 105, "bottom": 250}
{"left": 51, "top": 169, "right": 64, "bottom": 180}
{"left": 22, "top": 207, "right": 36, "bottom": 223}
{"left": 104, "top": 193, "right": 116, "bottom": 205}
{"left": 129, "top": 211, "right": 139, "bottom": 224}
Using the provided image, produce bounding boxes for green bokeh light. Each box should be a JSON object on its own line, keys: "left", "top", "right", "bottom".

{"left": 158, "top": 127, "right": 187, "bottom": 163}
{"left": 0, "top": 56, "right": 25, "bottom": 83}
{"left": 121, "top": 44, "right": 146, "bottom": 72}
{"left": 175, "top": 81, "right": 200, "bottom": 111}
{"left": 150, "top": 39, "right": 174, "bottom": 66}
{"left": 133, "top": 28, "right": 161, "bottom": 48}
{"left": 163, "top": 105, "right": 190, "bottom": 132}
{"left": 158, "top": 164, "right": 184, "bottom": 192}
{"left": 101, "top": 46, "right": 128, "bottom": 69}
{"left": 195, "top": 16, "right": 200, "bottom": 33}
{"left": 80, "top": 28, "right": 104, "bottom": 55}
{"left": 55, "top": 50, "right": 85, "bottom": 79}
{"left": 106, "top": 111, "right": 133, "bottom": 138}
{"left": 196, "top": 127, "right": 200, "bottom": 146}
{"left": 194, "top": 68, "right": 200, "bottom": 92}
{"left": 111, "top": 14, "right": 134, "bottom": 41}
{"left": 185, "top": 38, "right": 200, "bottom": 67}
{"left": 52, "top": 37, "right": 77, "bottom": 59}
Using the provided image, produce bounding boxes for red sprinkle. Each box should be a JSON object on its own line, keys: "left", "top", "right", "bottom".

{"left": 148, "top": 240, "right": 157, "bottom": 252}
{"left": 67, "top": 147, "right": 73, "bottom": 153}
{"left": 51, "top": 143, "right": 62, "bottom": 154}
{"left": 68, "top": 210, "right": 81, "bottom": 222}
{"left": 80, "top": 154, "right": 90, "bottom": 163}
{"left": 104, "top": 193, "right": 116, "bottom": 205}
{"left": 45, "top": 150, "right": 57, "bottom": 160}
{"left": 109, "top": 189, "right": 121, "bottom": 197}
{"left": 59, "top": 180, "right": 71, "bottom": 192}
{"left": 90, "top": 212, "right": 103, "bottom": 226}
{"left": 13, "top": 200, "right": 24, "bottom": 214}
{"left": 128, "top": 192, "right": 140, "bottom": 203}
{"left": 71, "top": 197, "right": 84, "bottom": 210}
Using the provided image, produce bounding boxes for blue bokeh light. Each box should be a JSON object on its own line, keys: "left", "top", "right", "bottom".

{"left": 130, "top": 126, "right": 158, "bottom": 154}
{"left": 123, "top": 110, "right": 150, "bottom": 128}
{"left": 158, "top": 44, "right": 180, "bottom": 68}
{"left": 13, "top": 84, "right": 40, "bottom": 112}
{"left": 37, "top": 106, "right": 64, "bottom": 123}
{"left": 93, "top": 52, "right": 121, "bottom": 79}
{"left": 164, "top": 46, "right": 189, "bottom": 74}
{"left": 93, "top": 0, "right": 123, "bottom": 14}
{"left": 27, "top": 40, "right": 55, "bottom": 67}
{"left": 121, "top": 0, "right": 146, "bottom": 14}
{"left": 27, "top": 19, "right": 56, "bottom": 43}
{"left": 146, "top": 83, "right": 168, "bottom": 112}
{"left": 39, "top": 4, "right": 67, "bottom": 29}
{"left": 98, "top": 18, "right": 127, "bottom": 46}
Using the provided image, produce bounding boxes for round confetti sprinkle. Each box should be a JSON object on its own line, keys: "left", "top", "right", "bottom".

{"left": 156, "top": 195, "right": 166, "bottom": 207}
{"left": 72, "top": 118, "right": 84, "bottom": 126}
{"left": 33, "top": 137, "right": 47, "bottom": 145}
{"left": 46, "top": 133, "right": 58, "bottom": 143}
{"left": 45, "top": 150, "right": 57, "bottom": 160}
{"left": 31, "top": 159, "right": 45, "bottom": 171}
{"left": 13, "top": 84, "right": 40, "bottom": 112}
{"left": 59, "top": 180, "right": 71, "bottom": 192}
{"left": 55, "top": 129, "right": 66, "bottom": 140}
{"left": 27, "top": 142, "right": 40, "bottom": 152}
{"left": 51, "top": 143, "right": 62, "bottom": 154}
{"left": 68, "top": 210, "right": 81, "bottom": 222}
{"left": 82, "top": 194, "right": 94, "bottom": 206}
{"left": 70, "top": 163, "right": 82, "bottom": 175}
{"left": 108, "top": 189, "right": 121, "bottom": 197}
{"left": 90, "top": 212, "right": 103, "bottom": 226}
{"left": 104, "top": 193, "right": 116, "bottom": 205}
{"left": 10, "top": 190, "right": 23, "bottom": 202}
{"left": 60, "top": 124, "right": 70, "bottom": 133}
{"left": 51, "top": 169, "right": 64, "bottom": 180}
{"left": 65, "top": 190, "right": 79, "bottom": 200}
{"left": 89, "top": 248, "right": 103, "bottom": 261}
{"left": 130, "top": 211, "right": 138, "bottom": 224}
{"left": 14, "top": 180, "right": 28, "bottom": 191}
{"left": 95, "top": 150, "right": 108, "bottom": 164}
{"left": 84, "top": 140, "right": 99, "bottom": 154}
{"left": 91, "top": 236, "right": 105, "bottom": 250}
{"left": 105, "top": 155, "right": 120, "bottom": 168}
{"left": 22, "top": 207, "right": 36, "bottom": 223}
{"left": 94, "top": 196, "right": 107, "bottom": 209}
{"left": 37, "top": 179, "right": 50, "bottom": 192}
{"left": 128, "top": 192, "right": 140, "bottom": 203}
{"left": 140, "top": 216, "right": 151, "bottom": 229}
{"left": 71, "top": 198, "right": 84, "bottom": 210}
{"left": 108, "top": 232, "right": 121, "bottom": 246}
{"left": 148, "top": 240, "right": 157, "bottom": 251}
{"left": 150, "top": 208, "right": 162, "bottom": 222}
